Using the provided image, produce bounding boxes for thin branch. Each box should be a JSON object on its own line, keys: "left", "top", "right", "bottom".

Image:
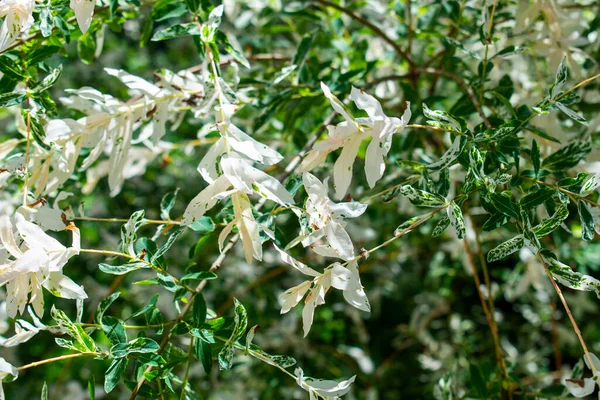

{"left": 311, "top": 0, "right": 415, "bottom": 67}
{"left": 17, "top": 352, "right": 104, "bottom": 371}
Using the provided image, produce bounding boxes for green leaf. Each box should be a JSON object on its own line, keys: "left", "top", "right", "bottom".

{"left": 195, "top": 338, "right": 213, "bottom": 375}
{"left": 121, "top": 210, "right": 146, "bottom": 256}
{"left": 152, "top": 226, "right": 185, "bottom": 262}
{"left": 554, "top": 102, "right": 587, "bottom": 125}
{"left": 95, "top": 292, "right": 120, "bottom": 324}
{"left": 399, "top": 185, "right": 447, "bottom": 207}
{"left": 102, "top": 316, "right": 127, "bottom": 345}
{"left": 550, "top": 56, "right": 568, "bottom": 98}
{"left": 580, "top": 173, "right": 600, "bottom": 196}
{"left": 181, "top": 271, "right": 218, "bottom": 283}
{"left": 0, "top": 92, "right": 26, "bottom": 107}
{"left": 105, "top": 358, "right": 128, "bottom": 393}
{"left": 448, "top": 202, "right": 465, "bottom": 239}
{"left": 99, "top": 262, "right": 148, "bottom": 275}
{"left": 152, "top": 0, "right": 188, "bottom": 21}
{"left": 542, "top": 141, "right": 591, "bottom": 171}
{"left": 579, "top": 201, "right": 596, "bottom": 241}
{"left": 188, "top": 216, "right": 215, "bottom": 233}
{"left": 0, "top": 56, "right": 26, "bottom": 80}
{"left": 524, "top": 126, "right": 561, "bottom": 144}
{"left": 489, "top": 193, "right": 520, "bottom": 220}
{"left": 152, "top": 23, "right": 201, "bottom": 41}
{"left": 33, "top": 65, "right": 63, "bottom": 93}
{"left": 88, "top": 376, "right": 95, "bottom": 400}
{"left": 217, "top": 298, "right": 248, "bottom": 370}
{"left": 78, "top": 30, "right": 97, "bottom": 65}
{"left": 431, "top": 216, "right": 451, "bottom": 237}
{"left": 192, "top": 294, "right": 207, "bottom": 328}
{"left": 111, "top": 337, "right": 160, "bottom": 358}
{"left": 292, "top": 31, "right": 316, "bottom": 80}
{"left": 533, "top": 203, "right": 569, "bottom": 238}
{"left": 41, "top": 382, "right": 48, "bottom": 400}
{"left": 216, "top": 31, "right": 250, "bottom": 69}
{"left": 427, "top": 136, "right": 468, "bottom": 171}
{"left": 543, "top": 251, "right": 600, "bottom": 298}
{"left": 422, "top": 104, "right": 464, "bottom": 133}
{"left": 531, "top": 140, "right": 540, "bottom": 176}
{"left": 487, "top": 235, "right": 524, "bottom": 262}
{"left": 26, "top": 45, "right": 61, "bottom": 66}
{"left": 519, "top": 187, "right": 554, "bottom": 211}
{"left": 184, "top": 0, "right": 201, "bottom": 13}
{"left": 160, "top": 189, "right": 179, "bottom": 220}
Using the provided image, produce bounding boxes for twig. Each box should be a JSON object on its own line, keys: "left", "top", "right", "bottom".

{"left": 311, "top": 0, "right": 415, "bottom": 67}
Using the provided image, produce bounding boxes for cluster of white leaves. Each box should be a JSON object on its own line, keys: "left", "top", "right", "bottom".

{"left": 182, "top": 73, "right": 293, "bottom": 264}
{"left": 295, "top": 367, "right": 356, "bottom": 400}
{"left": 300, "top": 83, "right": 411, "bottom": 199}
{"left": 0, "top": 211, "right": 85, "bottom": 318}
{"left": 0, "top": 356, "right": 17, "bottom": 400}
{"left": 288, "top": 172, "right": 366, "bottom": 261}
{"left": 0, "top": 0, "right": 93, "bottom": 54}
{"left": 565, "top": 353, "right": 600, "bottom": 398}
{"left": 0, "top": 0, "right": 34, "bottom": 53}
{"left": 29, "top": 68, "right": 204, "bottom": 197}
{"left": 275, "top": 244, "right": 369, "bottom": 337}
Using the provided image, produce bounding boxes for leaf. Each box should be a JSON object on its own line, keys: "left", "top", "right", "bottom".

{"left": 579, "top": 201, "right": 596, "bottom": 241}
{"left": 217, "top": 298, "right": 248, "bottom": 370}
{"left": 543, "top": 251, "right": 600, "bottom": 298}
{"left": 550, "top": 56, "right": 568, "bottom": 99}
{"left": 102, "top": 316, "right": 127, "bottom": 345}
{"left": 542, "top": 141, "right": 591, "bottom": 171}
{"left": 427, "top": 136, "right": 468, "bottom": 171}
{"left": 399, "top": 185, "right": 447, "bottom": 207}
{"left": 431, "top": 216, "right": 451, "bottom": 237}
{"left": 152, "top": 23, "right": 201, "bottom": 41}
{"left": 188, "top": 216, "right": 215, "bottom": 233}
{"left": 121, "top": 210, "right": 146, "bottom": 256}
{"left": 519, "top": 187, "right": 554, "bottom": 211}
{"left": 531, "top": 140, "right": 540, "bottom": 176}
{"left": 0, "top": 92, "right": 26, "bottom": 108}
{"left": 111, "top": 337, "right": 160, "bottom": 358}
{"left": 41, "top": 382, "right": 48, "bottom": 400}
{"left": 160, "top": 188, "right": 179, "bottom": 220}
{"left": 533, "top": 203, "right": 569, "bottom": 238}
{"left": 104, "top": 358, "right": 128, "bottom": 393}
{"left": 152, "top": 226, "right": 185, "bottom": 262}
{"left": 292, "top": 31, "right": 316, "bottom": 80}
{"left": 524, "top": 126, "right": 561, "bottom": 144}
{"left": 554, "top": 102, "right": 587, "bottom": 125}
{"left": 78, "top": 30, "right": 97, "bottom": 65}
{"left": 152, "top": 0, "right": 188, "bottom": 21}
{"left": 33, "top": 65, "right": 63, "bottom": 93}
{"left": 422, "top": 104, "right": 464, "bottom": 133}
{"left": 195, "top": 339, "right": 213, "bottom": 375}
{"left": 192, "top": 293, "right": 207, "bottom": 328}
{"left": 99, "top": 262, "right": 148, "bottom": 275}
{"left": 88, "top": 376, "right": 95, "bottom": 400}
{"left": 580, "top": 174, "right": 600, "bottom": 196}
{"left": 216, "top": 31, "right": 250, "bottom": 68}
{"left": 181, "top": 271, "right": 218, "bottom": 283}
{"left": 487, "top": 235, "right": 524, "bottom": 262}
{"left": 95, "top": 292, "right": 120, "bottom": 324}
{"left": 0, "top": 56, "right": 26, "bottom": 80}
{"left": 489, "top": 193, "right": 520, "bottom": 220}
{"left": 26, "top": 45, "right": 61, "bottom": 66}
{"left": 448, "top": 202, "right": 466, "bottom": 239}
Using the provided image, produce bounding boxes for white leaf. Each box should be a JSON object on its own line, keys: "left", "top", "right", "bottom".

{"left": 70, "top": 0, "right": 95, "bottom": 33}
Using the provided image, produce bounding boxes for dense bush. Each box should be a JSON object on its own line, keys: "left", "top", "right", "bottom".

{"left": 0, "top": 1, "right": 600, "bottom": 399}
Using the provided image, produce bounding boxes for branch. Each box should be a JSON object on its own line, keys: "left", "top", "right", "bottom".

{"left": 311, "top": 0, "right": 415, "bottom": 68}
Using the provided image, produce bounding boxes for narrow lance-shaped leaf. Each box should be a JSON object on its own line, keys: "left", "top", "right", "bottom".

{"left": 448, "top": 202, "right": 466, "bottom": 239}
{"left": 427, "top": 136, "right": 468, "bottom": 171}
{"left": 487, "top": 235, "right": 524, "bottom": 262}
{"left": 399, "top": 185, "right": 446, "bottom": 207}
